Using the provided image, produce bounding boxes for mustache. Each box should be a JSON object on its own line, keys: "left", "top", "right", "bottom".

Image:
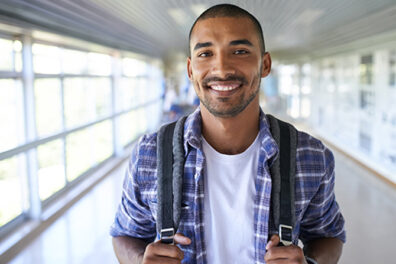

{"left": 202, "top": 75, "right": 248, "bottom": 87}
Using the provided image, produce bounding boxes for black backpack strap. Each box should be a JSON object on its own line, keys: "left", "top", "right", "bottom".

{"left": 267, "top": 114, "right": 297, "bottom": 246}
{"left": 157, "top": 120, "right": 176, "bottom": 244}
{"left": 172, "top": 116, "right": 187, "bottom": 231}
{"left": 156, "top": 116, "right": 187, "bottom": 244}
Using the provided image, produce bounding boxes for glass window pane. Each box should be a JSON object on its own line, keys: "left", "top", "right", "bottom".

{"left": 13, "top": 40, "right": 23, "bottom": 72}
{"left": 92, "top": 120, "right": 113, "bottom": 163}
{"left": 390, "top": 50, "right": 396, "bottom": 86}
{"left": 87, "top": 53, "right": 111, "bottom": 76}
{"left": 34, "top": 79, "right": 62, "bottom": 137}
{"left": 118, "top": 78, "right": 137, "bottom": 112}
{"left": 136, "top": 108, "right": 147, "bottom": 135}
{"left": 66, "top": 129, "right": 93, "bottom": 181}
{"left": 0, "top": 79, "right": 24, "bottom": 152}
{"left": 89, "top": 78, "right": 112, "bottom": 118}
{"left": 33, "top": 43, "right": 61, "bottom": 74}
{"left": 64, "top": 78, "right": 92, "bottom": 128}
{"left": 0, "top": 155, "right": 27, "bottom": 227}
{"left": 122, "top": 58, "right": 147, "bottom": 77}
{"left": 0, "top": 38, "right": 13, "bottom": 71}
{"left": 136, "top": 79, "right": 147, "bottom": 105}
{"left": 359, "top": 54, "right": 373, "bottom": 85}
{"left": 118, "top": 110, "right": 138, "bottom": 147}
{"left": 64, "top": 78, "right": 111, "bottom": 128}
{"left": 146, "top": 102, "right": 162, "bottom": 131}
{"left": 62, "top": 49, "right": 88, "bottom": 74}
{"left": 37, "top": 140, "right": 65, "bottom": 201}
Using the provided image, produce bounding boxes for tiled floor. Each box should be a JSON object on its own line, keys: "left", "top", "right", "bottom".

{"left": 7, "top": 147, "right": 396, "bottom": 264}
{"left": 333, "top": 150, "right": 396, "bottom": 264}
{"left": 8, "top": 163, "right": 126, "bottom": 264}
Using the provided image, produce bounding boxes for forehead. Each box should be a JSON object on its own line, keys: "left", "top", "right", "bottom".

{"left": 190, "top": 16, "right": 259, "bottom": 45}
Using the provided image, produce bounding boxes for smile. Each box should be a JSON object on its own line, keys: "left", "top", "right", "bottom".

{"left": 210, "top": 84, "right": 240, "bottom": 91}
{"left": 206, "top": 81, "right": 242, "bottom": 93}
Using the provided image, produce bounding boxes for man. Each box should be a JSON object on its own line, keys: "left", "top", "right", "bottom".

{"left": 111, "top": 4, "right": 345, "bottom": 264}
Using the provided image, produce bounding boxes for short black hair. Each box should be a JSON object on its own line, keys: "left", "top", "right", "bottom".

{"left": 188, "top": 4, "right": 265, "bottom": 56}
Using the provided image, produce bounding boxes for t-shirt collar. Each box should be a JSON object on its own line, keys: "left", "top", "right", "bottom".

{"left": 183, "top": 106, "right": 279, "bottom": 162}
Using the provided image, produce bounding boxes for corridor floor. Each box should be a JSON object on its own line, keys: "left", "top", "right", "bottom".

{"left": 8, "top": 147, "right": 396, "bottom": 264}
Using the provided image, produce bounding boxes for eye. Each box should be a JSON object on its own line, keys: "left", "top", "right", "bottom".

{"left": 198, "top": 51, "right": 212, "bottom": 57}
{"left": 234, "top": 49, "right": 249, "bottom": 55}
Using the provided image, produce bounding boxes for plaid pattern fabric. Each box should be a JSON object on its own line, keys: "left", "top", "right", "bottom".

{"left": 110, "top": 107, "right": 346, "bottom": 264}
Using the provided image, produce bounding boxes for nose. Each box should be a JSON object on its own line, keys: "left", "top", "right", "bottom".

{"left": 211, "top": 53, "right": 235, "bottom": 78}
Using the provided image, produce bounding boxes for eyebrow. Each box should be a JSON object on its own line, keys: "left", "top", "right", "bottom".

{"left": 194, "top": 42, "right": 212, "bottom": 51}
{"left": 193, "top": 39, "right": 253, "bottom": 51}
{"left": 229, "top": 39, "right": 253, "bottom": 46}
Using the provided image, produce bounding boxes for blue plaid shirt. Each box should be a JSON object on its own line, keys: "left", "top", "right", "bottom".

{"left": 110, "top": 107, "right": 346, "bottom": 264}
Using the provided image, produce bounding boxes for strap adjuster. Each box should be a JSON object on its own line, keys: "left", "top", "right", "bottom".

{"left": 160, "top": 228, "right": 174, "bottom": 244}
{"left": 279, "top": 224, "right": 293, "bottom": 246}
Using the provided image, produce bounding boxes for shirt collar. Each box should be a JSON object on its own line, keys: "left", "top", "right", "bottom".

{"left": 183, "top": 106, "right": 202, "bottom": 153}
{"left": 183, "top": 106, "right": 279, "bottom": 162}
{"left": 258, "top": 109, "right": 279, "bottom": 164}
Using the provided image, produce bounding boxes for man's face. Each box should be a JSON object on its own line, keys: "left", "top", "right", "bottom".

{"left": 187, "top": 16, "right": 271, "bottom": 118}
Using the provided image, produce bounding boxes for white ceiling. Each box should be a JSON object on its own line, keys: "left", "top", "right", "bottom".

{"left": 0, "top": 0, "right": 395, "bottom": 60}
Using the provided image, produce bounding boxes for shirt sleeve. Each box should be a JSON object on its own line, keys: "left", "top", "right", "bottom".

{"left": 299, "top": 147, "right": 346, "bottom": 244}
{"left": 110, "top": 137, "right": 156, "bottom": 242}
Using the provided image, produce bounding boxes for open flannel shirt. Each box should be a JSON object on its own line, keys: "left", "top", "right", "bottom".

{"left": 110, "top": 107, "right": 346, "bottom": 264}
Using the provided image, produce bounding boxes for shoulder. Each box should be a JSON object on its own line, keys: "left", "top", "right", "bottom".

{"left": 293, "top": 130, "right": 337, "bottom": 211}
{"left": 129, "top": 132, "right": 158, "bottom": 185}
{"left": 135, "top": 132, "right": 158, "bottom": 159}
{"left": 295, "top": 130, "right": 335, "bottom": 186}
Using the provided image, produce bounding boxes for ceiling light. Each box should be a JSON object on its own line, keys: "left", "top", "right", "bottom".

{"left": 190, "top": 4, "right": 207, "bottom": 17}
{"left": 294, "top": 9, "right": 324, "bottom": 26}
{"left": 168, "top": 8, "right": 189, "bottom": 26}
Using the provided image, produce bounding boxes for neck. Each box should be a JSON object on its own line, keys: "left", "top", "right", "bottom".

{"left": 201, "top": 100, "right": 260, "bottom": 155}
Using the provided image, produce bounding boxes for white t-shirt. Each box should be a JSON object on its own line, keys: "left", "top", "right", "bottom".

{"left": 202, "top": 135, "right": 260, "bottom": 264}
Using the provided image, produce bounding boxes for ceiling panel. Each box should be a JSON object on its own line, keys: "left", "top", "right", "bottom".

{"left": 0, "top": 0, "right": 395, "bottom": 60}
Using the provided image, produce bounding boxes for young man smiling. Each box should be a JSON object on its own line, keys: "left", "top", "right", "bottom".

{"left": 111, "top": 4, "right": 345, "bottom": 264}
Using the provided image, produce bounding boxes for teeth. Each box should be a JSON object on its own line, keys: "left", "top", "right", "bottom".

{"left": 210, "top": 85, "right": 238, "bottom": 91}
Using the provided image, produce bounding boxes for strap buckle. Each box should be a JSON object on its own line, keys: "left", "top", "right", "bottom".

{"left": 160, "top": 228, "right": 175, "bottom": 244}
{"left": 279, "top": 224, "right": 293, "bottom": 246}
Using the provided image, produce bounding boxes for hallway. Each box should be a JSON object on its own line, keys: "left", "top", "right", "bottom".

{"left": 7, "top": 144, "right": 396, "bottom": 264}
{"left": 333, "top": 148, "right": 396, "bottom": 263}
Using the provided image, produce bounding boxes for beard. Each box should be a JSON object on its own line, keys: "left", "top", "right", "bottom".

{"left": 195, "top": 70, "right": 262, "bottom": 118}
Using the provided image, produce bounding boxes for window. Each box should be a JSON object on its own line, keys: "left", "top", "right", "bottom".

{"left": 118, "top": 111, "right": 138, "bottom": 147}
{"left": 34, "top": 79, "right": 63, "bottom": 137}
{"left": 64, "top": 78, "right": 111, "bottom": 128}
{"left": 390, "top": 50, "right": 396, "bottom": 86}
{"left": 123, "top": 58, "right": 148, "bottom": 77}
{"left": 0, "top": 79, "right": 24, "bottom": 152}
{"left": 33, "top": 43, "right": 62, "bottom": 74}
{"left": 136, "top": 108, "right": 148, "bottom": 134}
{"left": 0, "top": 36, "right": 26, "bottom": 229}
{"left": 87, "top": 52, "right": 111, "bottom": 76}
{"left": 91, "top": 120, "right": 113, "bottom": 163}
{"left": 0, "top": 33, "right": 164, "bottom": 233}
{"left": 359, "top": 131, "right": 372, "bottom": 153}
{"left": 118, "top": 78, "right": 138, "bottom": 111}
{"left": 0, "top": 38, "right": 22, "bottom": 72}
{"left": 37, "top": 140, "right": 65, "bottom": 201}
{"left": 0, "top": 154, "right": 27, "bottom": 227}
{"left": 62, "top": 49, "right": 88, "bottom": 74}
{"left": 66, "top": 128, "right": 93, "bottom": 181}
{"left": 360, "top": 55, "right": 373, "bottom": 85}
{"left": 65, "top": 120, "right": 113, "bottom": 181}
{"left": 359, "top": 54, "right": 375, "bottom": 116}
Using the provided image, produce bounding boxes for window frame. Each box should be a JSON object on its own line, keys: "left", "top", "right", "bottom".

{"left": 0, "top": 33, "right": 164, "bottom": 238}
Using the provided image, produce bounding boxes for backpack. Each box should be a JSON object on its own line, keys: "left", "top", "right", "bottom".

{"left": 156, "top": 114, "right": 297, "bottom": 247}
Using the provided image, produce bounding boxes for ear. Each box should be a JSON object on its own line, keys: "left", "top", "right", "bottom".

{"left": 261, "top": 52, "right": 272, "bottom": 78}
{"left": 187, "top": 57, "right": 193, "bottom": 80}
